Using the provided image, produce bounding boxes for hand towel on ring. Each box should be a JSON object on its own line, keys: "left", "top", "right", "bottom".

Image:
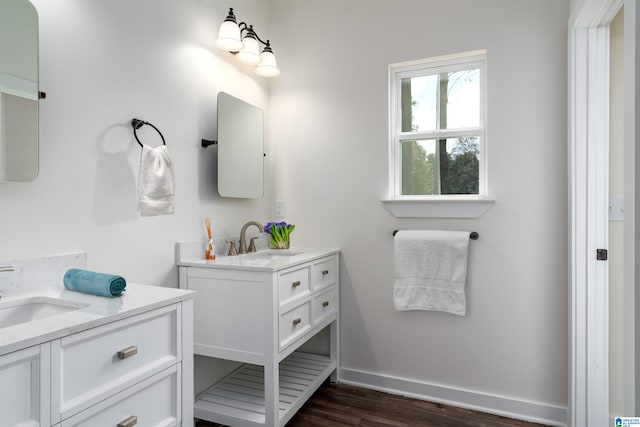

{"left": 137, "top": 144, "right": 175, "bottom": 216}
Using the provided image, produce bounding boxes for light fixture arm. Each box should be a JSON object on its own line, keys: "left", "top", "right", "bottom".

{"left": 237, "top": 22, "right": 273, "bottom": 51}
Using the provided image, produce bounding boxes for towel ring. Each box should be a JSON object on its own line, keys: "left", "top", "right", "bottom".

{"left": 131, "top": 118, "right": 166, "bottom": 148}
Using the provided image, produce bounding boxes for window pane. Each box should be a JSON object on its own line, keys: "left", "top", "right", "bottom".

{"left": 401, "top": 75, "right": 437, "bottom": 132}
{"left": 442, "top": 68, "right": 480, "bottom": 129}
{"left": 400, "top": 137, "right": 479, "bottom": 195}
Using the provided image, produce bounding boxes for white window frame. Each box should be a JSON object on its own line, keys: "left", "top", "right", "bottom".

{"left": 384, "top": 50, "right": 492, "bottom": 218}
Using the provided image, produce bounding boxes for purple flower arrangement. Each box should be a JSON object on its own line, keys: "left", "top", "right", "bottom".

{"left": 264, "top": 221, "right": 295, "bottom": 249}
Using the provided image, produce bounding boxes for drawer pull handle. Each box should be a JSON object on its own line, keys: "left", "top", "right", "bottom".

{"left": 322, "top": 270, "right": 329, "bottom": 276}
{"left": 322, "top": 301, "right": 330, "bottom": 308}
{"left": 292, "top": 280, "right": 301, "bottom": 288}
{"left": 117, "top": 415, "right": 138, "bottom": 427}
{"left": 293, "top": 318, "right": 302, "bottom": 326}
{"left": 117, "top": 346, "right": 138, "bottom": 360}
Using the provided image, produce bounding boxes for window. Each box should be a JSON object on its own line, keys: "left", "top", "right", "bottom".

{"left": 389, "top": 50, "right": 486, "bottom": 199}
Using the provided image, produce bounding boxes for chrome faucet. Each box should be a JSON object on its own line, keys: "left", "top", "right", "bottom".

{"left": 238, "top": 221, "right": 264, "bottom": 254}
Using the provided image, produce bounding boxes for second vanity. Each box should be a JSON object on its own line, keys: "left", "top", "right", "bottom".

{"left": 178, "top": 246, "right": 340, "bottom": 427}
{"left": 0, "top": 252, "right": 194, "bottom": 427}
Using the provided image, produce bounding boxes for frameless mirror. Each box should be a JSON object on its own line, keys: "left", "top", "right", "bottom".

{"left": 217, "top": 92, "right": 264, "bottom": 199}
{"left": 0, "top": 0, "right": 39, "bottom": 182}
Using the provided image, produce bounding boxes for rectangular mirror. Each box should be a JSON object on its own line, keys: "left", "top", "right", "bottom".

{"left": 217, "top": 92, "right": 264, "bottom": 199}
{"left": 0, "top": 0, "right": 39, "bottom": 182}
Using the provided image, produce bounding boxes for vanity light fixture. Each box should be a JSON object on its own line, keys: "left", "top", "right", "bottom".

{"left": 215, "top": 8, "right": 280, "bottom": 77}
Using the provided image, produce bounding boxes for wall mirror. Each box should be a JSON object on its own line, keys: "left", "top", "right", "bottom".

{"left": 0, "top": 0, "right": 39, "bottom": 182}
{"left": 217, "top": 92, "right": 264, "bottom": 199}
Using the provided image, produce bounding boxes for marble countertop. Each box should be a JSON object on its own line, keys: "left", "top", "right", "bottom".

{"left": 0, "top": 283, "right": 194, "bottom": 356}
{"left": 177, "top": 247, "right": 340, "bottom": 272}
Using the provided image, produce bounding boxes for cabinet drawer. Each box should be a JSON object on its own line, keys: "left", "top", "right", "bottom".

{"left": 60, "top": 365, "right": 179, "bottom": 427}
{"left": 311, "top": 285, "right": 338, "bottom": 325}
{"left": 279, "top": 302, "right": 311, "bottom": 350}
{"left": 278, "top": 266, "right": 310, "bottom": 307}
{"left": 52, "top": 305, "right": 178, "bottom": 420}
{"left": 311, "top": 255, "right": 338, "bottom": 291}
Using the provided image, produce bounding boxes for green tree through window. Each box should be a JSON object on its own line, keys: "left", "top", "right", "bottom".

{"left": 401, "top": 138, "right": 478, "bottom": 195}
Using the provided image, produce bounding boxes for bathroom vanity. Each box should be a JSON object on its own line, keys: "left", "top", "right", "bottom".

{"left": 178, "top": 247, "right": 340, "bottom": 427}
{"left": 0, "top": 283, "right": 194, "bottom": 427}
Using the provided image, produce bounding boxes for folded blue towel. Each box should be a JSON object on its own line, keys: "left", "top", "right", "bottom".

{"left": 63, "top": 268, "right": 127, "bottom": 297}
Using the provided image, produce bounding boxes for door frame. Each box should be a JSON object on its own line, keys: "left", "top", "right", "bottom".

{"left": 622, "top": 0, "right": 639, "bottom": 415}
{"left": 569, "top": 0, "right": 626, "bottom": 425}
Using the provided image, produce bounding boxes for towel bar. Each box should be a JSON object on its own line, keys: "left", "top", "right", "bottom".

{"left": 392, "top": 230, "right": 479, "bottom": 240}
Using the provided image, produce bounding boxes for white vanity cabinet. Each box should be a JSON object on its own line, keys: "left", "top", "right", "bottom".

{"left": 178, "top": 249, "right": 339, "bottom": 427}
{"left": 0, "top": 284, "right": 194, "bottom": 427}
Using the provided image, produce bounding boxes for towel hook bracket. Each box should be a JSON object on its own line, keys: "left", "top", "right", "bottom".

{"left": 201, "top": 139, "right": 217, "bottom": 148}
{"left": 131, "top": 118, "right": 166, "bottom": 148}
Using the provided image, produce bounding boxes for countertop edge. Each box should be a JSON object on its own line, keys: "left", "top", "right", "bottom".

{"left": 177, "top": 247, "right": 341, "bottom": 272}
{"left": 0, "top": 284, "right": 194, "bottom": 357}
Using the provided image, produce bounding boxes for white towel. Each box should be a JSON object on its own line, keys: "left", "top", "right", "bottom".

{"left": 137, "top": 144, "right": 175, "bottom": 216}
{"left": 393, "top": 230, "right": 470, "bottom": 316}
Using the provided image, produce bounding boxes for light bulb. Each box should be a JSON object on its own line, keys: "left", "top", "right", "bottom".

{"left": 236, "top": 36, "right": 261, "bottom": 65}
{"left": 215, "top": 20, "right": 242, "bottom": 51}
{"left": 255, "top": 50, "right": 280, "bottom": 77}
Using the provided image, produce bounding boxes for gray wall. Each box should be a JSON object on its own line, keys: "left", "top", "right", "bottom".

{"left": 268, "top": 0, "right": 569, "bottom": 409}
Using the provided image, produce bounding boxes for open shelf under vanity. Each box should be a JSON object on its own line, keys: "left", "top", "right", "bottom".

{"left": 195, "top": 352, "right": 335, "bottom": 426}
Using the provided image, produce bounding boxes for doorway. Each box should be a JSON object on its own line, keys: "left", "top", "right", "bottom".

{"left": 568, "top": 0, "right": 628, "bottom": 425}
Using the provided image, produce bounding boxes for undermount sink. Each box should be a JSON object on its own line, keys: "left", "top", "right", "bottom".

{"left": 0, "top": 296, "right": 89, "bottom": 328}
{"left": 246, "top": 250, "right": 303, "bottom": 258}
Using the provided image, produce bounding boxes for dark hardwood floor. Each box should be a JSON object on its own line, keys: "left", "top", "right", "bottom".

{"left": 195, "top": 382, "right": 552, "bottom": 427}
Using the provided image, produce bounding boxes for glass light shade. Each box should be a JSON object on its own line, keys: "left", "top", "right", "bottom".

{"left": 236, "top": 36, "right": 261, "bottom": 65}
{"left": 255, "top": 51, "right": 280, "bottom": 77}
{"left": 215, "top": 21, "right": 243, "bottom": 51}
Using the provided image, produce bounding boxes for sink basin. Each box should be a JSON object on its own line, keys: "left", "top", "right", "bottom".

{"left": 0, "top": 297, "right": 89, "bottom": 328}
{"left": 246, "top": 250, "right": 303, "bottom": 258}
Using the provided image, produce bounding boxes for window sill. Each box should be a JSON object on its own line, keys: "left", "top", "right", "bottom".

{"left": 381, "top": 198, "right": 494, "bottom": 218}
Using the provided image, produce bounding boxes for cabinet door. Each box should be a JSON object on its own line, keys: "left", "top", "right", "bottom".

{"left": 0, "top": 344, "right": 49, "bottom": 427}
{"left": 186, "top": 269, "right": 267, "bottom": 361}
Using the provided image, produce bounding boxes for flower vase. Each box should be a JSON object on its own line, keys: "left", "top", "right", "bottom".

{"left": 270, "top": 236, "right": 290, "bottom": 249}
{"left": 265, "top": 221, "right": 295, "bottom": 250}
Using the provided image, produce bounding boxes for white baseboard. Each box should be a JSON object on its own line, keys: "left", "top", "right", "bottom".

{"left": 338, "top": 368, "right": 567, "bottom": 427}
